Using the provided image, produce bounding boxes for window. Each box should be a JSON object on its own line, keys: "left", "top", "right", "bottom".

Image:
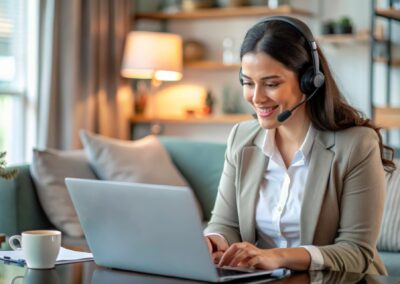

{"left": 0, "top": 0, "right": 37, "bottom": 164}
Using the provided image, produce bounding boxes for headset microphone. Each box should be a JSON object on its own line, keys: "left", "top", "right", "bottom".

{"left": 277, "top": 87, "right": 320, "bottom": 123}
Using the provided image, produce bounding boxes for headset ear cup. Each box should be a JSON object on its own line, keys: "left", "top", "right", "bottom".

{"left": 300, "top": 66, "right": 316, "bottom": 95}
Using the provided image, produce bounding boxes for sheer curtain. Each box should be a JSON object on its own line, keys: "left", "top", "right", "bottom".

{"left": 37, "top": 0, "right": 133, "bottom": 150}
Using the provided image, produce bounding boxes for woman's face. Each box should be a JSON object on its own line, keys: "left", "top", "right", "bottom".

{"left": 241, "top": 51, "right": 306, "bottom": 129}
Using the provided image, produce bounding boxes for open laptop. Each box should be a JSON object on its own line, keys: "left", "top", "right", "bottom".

{"left": 65, "top": 178, "right": 281, "bottom": 282}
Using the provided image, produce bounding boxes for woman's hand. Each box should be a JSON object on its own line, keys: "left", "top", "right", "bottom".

{"left": 218, "top": 242, "right": 283, "bottom": 270}
{"left": 204, "top": 235, "right": 229, "bottom": 264}
{"left": 218, "top": 243, "right": 311, "bottom": 271}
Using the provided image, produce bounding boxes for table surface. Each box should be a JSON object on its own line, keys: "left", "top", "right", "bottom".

{"left": 1, "top": 260, "right": 399, "bottom": 284}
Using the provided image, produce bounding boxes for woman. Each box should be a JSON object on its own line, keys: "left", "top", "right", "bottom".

{"left": 204, "top": 16, "right": 395, "bottom": 275}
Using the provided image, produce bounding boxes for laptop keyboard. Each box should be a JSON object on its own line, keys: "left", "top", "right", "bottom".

{"left": 216, "top": 267, "right": 255, "bottom": 277}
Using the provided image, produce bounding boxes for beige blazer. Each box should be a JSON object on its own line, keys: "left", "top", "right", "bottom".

{"left": 204, "top": 120, "right": 387, "bottom": 275}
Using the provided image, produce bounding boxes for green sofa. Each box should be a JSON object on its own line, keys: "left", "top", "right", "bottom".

{"left": 0, "top": 137, "right": 398, "bottom": 276}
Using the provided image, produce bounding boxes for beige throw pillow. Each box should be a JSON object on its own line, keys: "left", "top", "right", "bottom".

{"left": 30, "top": 149, "right": 97, "bottom": 237}
{"left": 80, "top": 131, "right": 188, "bottom": 186}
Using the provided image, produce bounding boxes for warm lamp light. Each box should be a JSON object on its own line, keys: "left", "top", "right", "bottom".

{"left": 121, "top": 31, "right": 183, "bottom": 82}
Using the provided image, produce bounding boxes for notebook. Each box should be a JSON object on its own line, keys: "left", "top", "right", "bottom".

{"left": 65, "top": 178, "right": 278, "bottom": 282}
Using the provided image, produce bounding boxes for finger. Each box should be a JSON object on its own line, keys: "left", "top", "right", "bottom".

{"left": 212, "top": 251, "right": 224, "bottom": 264}
{"left": 218, "top": 243, "right": 243, "bottom": 267}
{"left": 205, "top": 237, "right": 213, "bottom": 254}
{"left": 247, "top": 256, "right": 262, "bottom": 269}
{"left": 228, "top": 249, "right": 250, "bottom": 267}
{"left": 230, "top": 245, "right": 259, "bottom": 267}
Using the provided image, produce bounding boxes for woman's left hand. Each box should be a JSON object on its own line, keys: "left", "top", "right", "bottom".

{"left": 218, "top": 242, "right": 284, "bottom": 270}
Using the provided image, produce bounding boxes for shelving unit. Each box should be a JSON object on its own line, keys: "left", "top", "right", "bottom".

{"left": 130, "top": 114, "right": 254, "bottom": 141}
{"left": 131, "top": 4, "right": 313, "bottom": 134}
{"left": 317, "top": 33, "right": 370, "bottom": 44}
{"left": 184, "top": 60, "right": 240, "bottom": 70}
{"left": 370, "top": 2, "right": 400, "bottom": 132}
{"left": 131, "top": 114, "right": 253, "bottom": 124}
{"left": 134, "top": 5, "right": 313, "bottom": 21}
{"left": 135, "top": 5, "right": 313, "bottom": 72}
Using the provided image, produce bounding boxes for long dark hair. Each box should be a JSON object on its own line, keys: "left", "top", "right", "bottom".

{"left": 240, "top": 20, "right": 395, "bottom": 172}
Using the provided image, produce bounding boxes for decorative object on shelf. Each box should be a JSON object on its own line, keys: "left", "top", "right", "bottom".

{"left": 182, "top": 0, "right": 215, "bottom": 11}
{"left": 183, "top": 40, "right": 207, "bottom": 62}
{"left": 217, "top": 0, "right": 248, "bottom": 7}
{"left": 249, "top": 0, "right": 268, "bottom": 6}
{"left": 203, "top": 90, "right": 215, "bottom": 115}
{"left": 268, "top": 0, "right": 290, "bottom": 9}
{"left": 321, "top": 20, "right": 336, "bottom": 35}
{"left": 222, "top": 37, "right": 236, "bottom": 64}
{"left": 162, "top": 0, "right": 182, "bottom": 13}
{"left": 135, "top": 0, "right": 163, "bottom": 13}
{"left": 334, "top": 16, "right": 353, "bottom": 34}
{"left": 0, "top": 151, "right": 17, "bottom": 180}
{"left": 133, "top": 80, "right": 149, "bottom": 115}
{"left": 121, "top": 31, "right": 183, "bottom": 134}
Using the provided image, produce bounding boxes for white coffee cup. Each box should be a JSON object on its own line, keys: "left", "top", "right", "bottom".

{"left": 9, "top": 230, "right": 61, "bottom": 269}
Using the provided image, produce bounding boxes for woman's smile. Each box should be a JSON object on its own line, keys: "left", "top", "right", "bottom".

{"left": 256, "top": 105, "right": 279, "bottom": 118}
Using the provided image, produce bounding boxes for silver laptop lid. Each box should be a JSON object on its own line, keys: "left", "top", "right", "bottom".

{"left": 65, "top": 178, "right": 220, "bottom": 282}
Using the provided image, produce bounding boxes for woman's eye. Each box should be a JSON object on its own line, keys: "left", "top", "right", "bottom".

{"left": 242, "top": 81, "right": 254, "bottom": 86}
{"left": 265, "top": 82, "right": 280, "bottom": 88}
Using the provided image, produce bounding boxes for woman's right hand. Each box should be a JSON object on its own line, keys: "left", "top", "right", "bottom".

{"left": 205, "top": 235, "right": 229, "bottom": 264}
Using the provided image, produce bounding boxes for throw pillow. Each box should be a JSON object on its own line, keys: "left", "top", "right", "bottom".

{"left": 30, "top": 149, "right": 97, "bottom": 237}
{"left": 377, "top": 159, "right": 400, "bottom": 251}
{"left": 80, "top": 130, "right": 188, "bottom": 186}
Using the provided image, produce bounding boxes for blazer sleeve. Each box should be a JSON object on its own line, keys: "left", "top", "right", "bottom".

{"left": 204, "top": 124, "right": 242, "bottom": 244}
{"left": 318, "top": 129, "right": 386, "bottom": 274}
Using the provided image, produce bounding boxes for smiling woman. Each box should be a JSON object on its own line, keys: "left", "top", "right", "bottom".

{"left": 204, "top": 16, "right": 395, "bottom": 275}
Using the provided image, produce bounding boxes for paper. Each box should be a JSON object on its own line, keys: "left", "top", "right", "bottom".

{"left": 0, "top": 247, "right": 93, "bottom": 265}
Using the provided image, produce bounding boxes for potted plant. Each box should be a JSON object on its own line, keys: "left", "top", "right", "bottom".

{"left": 335, "top": 16, "right": 353, "bottom": 34}
{"left": 0, "top": 152, "right": 17, "bottom": 180}
{"left": 321, "top": 20, "right": 336, "bottom": 35}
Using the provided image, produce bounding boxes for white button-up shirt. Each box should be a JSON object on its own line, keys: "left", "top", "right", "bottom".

{"left": 255, "top": 125, "right": 324, "bottom": 270}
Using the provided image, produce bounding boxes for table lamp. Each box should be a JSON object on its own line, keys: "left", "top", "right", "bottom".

{"left": 121, "top": 31, "right": 183, "bottom": 134}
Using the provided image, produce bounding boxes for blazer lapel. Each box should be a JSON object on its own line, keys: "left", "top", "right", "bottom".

{"left": 300, "top": 130, "right": 335, "bottom": 244}
{"left": 238, "top": 129, "right": 267, "bottom": 243}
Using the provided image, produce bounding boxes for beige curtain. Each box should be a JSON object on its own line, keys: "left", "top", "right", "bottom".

{"left": 37, "top": 0, "right": 133, "bottom": 150}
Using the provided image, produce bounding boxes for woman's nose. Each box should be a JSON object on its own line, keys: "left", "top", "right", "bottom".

{"left": 252, "top": 86, "right": 268, "bottom": 104}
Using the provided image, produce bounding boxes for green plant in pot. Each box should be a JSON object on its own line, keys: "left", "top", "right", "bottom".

{"left": 0, "top": 151, "right": 17, "bottom": 180}
{"left": 321, "top": 20, "right": 336, "bottom": 35}
{"left": 335, "top": 16, "right": 353, "bottom": 34}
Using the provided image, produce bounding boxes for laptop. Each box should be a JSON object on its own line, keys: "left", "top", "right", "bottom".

{"left": 65, "top": 178, "right": 281, "bottom": 282}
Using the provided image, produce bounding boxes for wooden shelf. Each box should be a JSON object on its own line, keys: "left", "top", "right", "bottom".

{"left": 317, "top": 33, "right": 369, "bottom": 44}
{"left": 134, "top": 5, "right": 313, "bottom": 20}
{"left": 374, "top": 107, "right": 400, "bottom": 129}
{"left": 373, "top": 57, "right": 400, "bottom": 67}
{"left": 184, "top": 60, "right": 240, "bottom": 70}
{"left": 376, "top": 8, "right": 400, "bottom": 21}
{"left": 131, "top": 114, "right": 254, "bottom": 124}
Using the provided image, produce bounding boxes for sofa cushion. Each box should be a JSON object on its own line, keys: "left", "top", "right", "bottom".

{"left": 80, "top": 131, "right": 188, "bottom": 187}
{"left": 159, "top": 137, "right": 226, "bottom": 220}
{"left": 379, "top": 251, "right": 400, "bottom": 276}
{"left": 30, "top": 149, "right": 97, "bottom": 237}
{"left": 377, "top": 159, "right": 400, "bottom": 252}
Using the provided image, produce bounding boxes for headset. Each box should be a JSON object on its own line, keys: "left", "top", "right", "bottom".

{"left": 240, "top": 16, "right": 325, "bottom": 122}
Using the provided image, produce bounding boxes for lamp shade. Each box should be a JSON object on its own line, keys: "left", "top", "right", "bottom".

{"left": 121, "top": 31, "right": 183, "bottom": 81}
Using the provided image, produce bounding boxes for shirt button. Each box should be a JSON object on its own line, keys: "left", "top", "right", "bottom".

{"left": 277, "top": 206, "right": 282, "bottom": 212}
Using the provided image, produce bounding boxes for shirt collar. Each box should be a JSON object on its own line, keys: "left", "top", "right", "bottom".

{"left": 262, "top": 124, "right": 316, "bottom": 165}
